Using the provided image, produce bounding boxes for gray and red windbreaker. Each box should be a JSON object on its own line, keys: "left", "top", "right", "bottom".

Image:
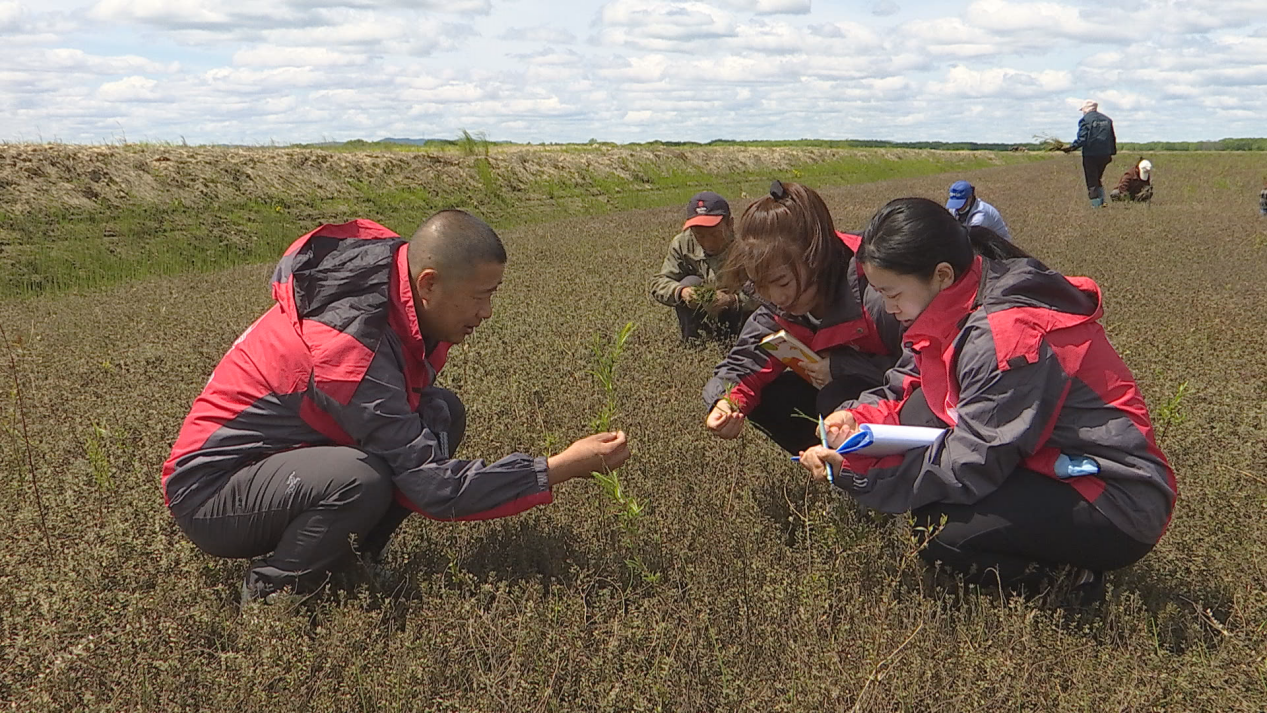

{"left": 161, "top": 219, "right": 552, "bottom": 522}
{"left": 837, "top": 256, "right": 1176, "bottom": 545}
{"left": 702, "top": 232, "right": 904, "bottom": 412}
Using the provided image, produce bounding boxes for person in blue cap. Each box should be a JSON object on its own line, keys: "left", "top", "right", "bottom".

{"left": 945, "top": 181, "right": 1012, "bottom": 241}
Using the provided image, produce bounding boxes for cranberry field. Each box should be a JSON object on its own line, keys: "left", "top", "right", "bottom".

{"left": 2, "top": 149, "right": 1265, "bottom": 711}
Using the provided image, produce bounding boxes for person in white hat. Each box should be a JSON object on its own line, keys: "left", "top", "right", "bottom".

{"left": 1062, "top": 100, "right": 1117, "bottom": 207}
{"left": 1110, "top": 158, "right": 1154, "bottom": 203}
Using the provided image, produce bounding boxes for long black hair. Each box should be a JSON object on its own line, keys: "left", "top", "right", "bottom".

{"left": 858, "top": 197, "right": 1035, "bottom": 279}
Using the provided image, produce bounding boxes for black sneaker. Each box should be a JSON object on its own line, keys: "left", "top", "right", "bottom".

{"left": 1070, "top": 569, "right": 1106, "bottom": 607}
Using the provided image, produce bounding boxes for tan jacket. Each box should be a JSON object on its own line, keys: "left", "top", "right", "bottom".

{"left": 648, "top": 230, "right": 756, "bottom": 310}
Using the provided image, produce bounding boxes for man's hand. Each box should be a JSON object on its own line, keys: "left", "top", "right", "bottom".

{"left": 797, "top": 445, "right": 844, "bottom": 482}
{"left": 822, "top": 410, "right": 858, "bottom": 448}
{"left": 712, "top": 290, "right": 737, "bottom": 310}
{"left": 705, "top": 398, "right": 745, "bottom": 439}
{"left": 1061, "top": 146, "right": 1074, "bottom": 154}
{"left": 679, "top": 286, "right": 696, "bottom": 305}
{"left": 803, "top": 356, "right": 832, "bottom": 389}
{"left": 547, "top": 431, "right": 631, "bottom": 485}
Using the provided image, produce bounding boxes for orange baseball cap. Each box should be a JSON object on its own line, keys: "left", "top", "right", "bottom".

{"left": 683, "top": 191, "right": 730, "bottom": 229}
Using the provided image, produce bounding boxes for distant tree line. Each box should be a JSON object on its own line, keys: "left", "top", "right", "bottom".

{"left": 323, "top": 137, "right": 1267, "bottom": 152}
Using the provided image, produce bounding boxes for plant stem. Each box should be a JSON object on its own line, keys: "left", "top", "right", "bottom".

{"left": 1, "top": 322, "right": 53, "bottom": 556}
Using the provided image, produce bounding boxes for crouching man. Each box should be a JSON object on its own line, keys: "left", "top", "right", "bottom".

{"left": 162, "top": 211, "right": 631, "bottom": 605}
{"left": 649, "top": 191, "right": 756, "bottom": 343}
{"left": 1110, "top": 158, "right": 1153, "bottom": 203}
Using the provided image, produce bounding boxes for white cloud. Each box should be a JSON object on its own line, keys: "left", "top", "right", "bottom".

{"left": 500, "top": 25, "right": 576, "bottom": 43}
{"left": 88, "top": 0, "right": 296, "bottom": 29}
{"left": 10, "top": 47, "right": 176, "bottom": 74}
{"left": 724, "top": 0, "right": 811, "bottom": 15}
{"left": 1, "top": 0, "right": 1264, "bottom": 144}
{"left": 233, "top": 46, "right": 370, "bottom": 67}
{"left": 0, "top": 1, "right": 24, "bottom": 30}
{"left": 967, "top": 0, "right": 1124, "bottom": 42}
{"left": 599, "top": 0, "right": 736, "bottom": 47}
{"left": 871, "top": 1, "right": 898, "bottom": 17}
{"left": 932, "top": 65, "right": 1072, "bottom": 98}
{"left": 96, "top": 75, "right": 161, "bottom": 101}
{"left": 513, "top": 47, "right": 585, "bottom": 66}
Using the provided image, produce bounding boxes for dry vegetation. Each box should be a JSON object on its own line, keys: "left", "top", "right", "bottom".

{"left": 0, "top": 143, "right": 1036, "bottom": 295}
{"left": 1, "top": 152, "right": 1266, "bottom": 711}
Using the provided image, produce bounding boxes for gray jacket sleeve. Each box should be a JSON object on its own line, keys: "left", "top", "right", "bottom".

{"left": 827, "top": 347, "right": 894, "bottom": 388}
{"left": 314, "top": 339, "right": 550, "bottom": 521}
{"left": 839, "top": 331, "right": 1069, "bottom": 513}
{"left": 703, "top": 306, "right": 784, "bottom": 413}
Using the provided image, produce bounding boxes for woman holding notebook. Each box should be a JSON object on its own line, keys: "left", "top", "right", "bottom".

{"left": 702, "top": 181, "right": 904, "bottom": 454}
{"left": 798, "top": 197, "right": 1177, "bottom": 601}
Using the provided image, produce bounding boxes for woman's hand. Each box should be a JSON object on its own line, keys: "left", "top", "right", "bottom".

{"left": 797, "top": 445, "right": 844, "bottom": 482}
{"left": 705, "top": 398, "right": 745, "bottom": 439}
{"left": 822, "top": 410, "right": 858, "bottom": 449}
{"left": 803, "top": 356, "right": 832, "bottom": 389}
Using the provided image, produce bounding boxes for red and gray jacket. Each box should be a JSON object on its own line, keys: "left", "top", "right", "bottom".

{"left": 161, "top": 220, "right": 552, "bottom": 521}
{"left": 702, "top": 232, "right": 904, "bottom": 412}
{"left": 838, "top": 256, "right": 1176, "bottom": 545}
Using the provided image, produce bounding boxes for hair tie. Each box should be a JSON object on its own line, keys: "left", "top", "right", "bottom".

{"left": 769, "top": 180, "right": 786, "bottom": 200}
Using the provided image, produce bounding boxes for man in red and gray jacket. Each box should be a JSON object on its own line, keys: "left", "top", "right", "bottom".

{"left": 163, "top": 211, "right": 630, "bottom": 604}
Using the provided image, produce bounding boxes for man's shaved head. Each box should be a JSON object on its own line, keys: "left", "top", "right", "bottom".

{"left": 408, "top": 210, "right": 507, "bottom": 280}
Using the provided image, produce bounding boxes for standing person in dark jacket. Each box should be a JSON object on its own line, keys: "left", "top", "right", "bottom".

{"left": 649, "top": 191, "right": 757, "bottom": 342}
{"left": 798, "top": 198, "right": 1176, "bottom": 600}
{"left": 163, "top": 211, "right": 632, "bottom": 606}
{"left": 1063, "top": 100, "right": 1117, "bottom": 207}
{"left": 702, "top": 181, "right": 904, "bottom": 454}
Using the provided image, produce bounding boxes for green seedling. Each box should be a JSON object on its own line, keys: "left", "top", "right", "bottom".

{"left": 1155, "top": 381, "right": 1190, "bottom": 443}
{"left": 588, "top": 322, "right": 646, "bottom": 535}
{"left": 85, "top": 422, "right": 114, "bottom": 491}
{"left": 692, "top": 283, "right": 719, "bottom": 310}
{"left": 588, "top": 321, "right": 635, "bottom": 433}
{"left": 625, "top": 556, "right": 661, "bottom": 585}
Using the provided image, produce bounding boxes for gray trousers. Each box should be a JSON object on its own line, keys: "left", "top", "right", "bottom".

{"left": 176, "top": 387, "right": 466, "bottom": 598}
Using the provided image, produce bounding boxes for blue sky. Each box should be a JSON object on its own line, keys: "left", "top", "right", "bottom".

{"left": 2, "top": 0, "right": 1264, "bottom": 145}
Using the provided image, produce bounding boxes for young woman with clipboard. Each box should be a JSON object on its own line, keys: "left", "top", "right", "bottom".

{"left": 798, "top": 198, "right": 1177, "bottom": 602}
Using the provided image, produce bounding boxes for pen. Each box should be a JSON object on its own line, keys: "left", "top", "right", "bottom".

{"left": 819, "top": 414, "right": 834, "bottom": 485}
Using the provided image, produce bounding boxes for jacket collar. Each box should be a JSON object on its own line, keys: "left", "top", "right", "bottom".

{"left": 902, "top": 256, "right": 983, "bottom": 351}
{"left": 388, "top": 243, "right": 431, "bottom": 363}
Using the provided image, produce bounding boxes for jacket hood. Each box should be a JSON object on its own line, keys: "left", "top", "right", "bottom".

{"left": 980, "top": 257, "right": 1102, "bottom": 327}
{"left": 269, "top": 219, "right": 429, "bottom": 365}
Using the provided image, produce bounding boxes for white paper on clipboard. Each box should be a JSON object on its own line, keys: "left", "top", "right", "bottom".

{"left": 837, "top": 423, "right": 946, "bottom": 457}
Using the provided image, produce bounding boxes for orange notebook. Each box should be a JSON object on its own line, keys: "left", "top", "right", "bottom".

{"left": 758, "top": 329, "right": 822, "bottom": 384}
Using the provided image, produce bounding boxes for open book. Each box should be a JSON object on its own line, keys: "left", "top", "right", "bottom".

{"left": 759, "top": 329, "right": 822, "bottom": 383}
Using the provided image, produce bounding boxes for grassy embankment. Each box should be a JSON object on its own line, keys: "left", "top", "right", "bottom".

{"left": 0, "top": 143, "right": 1045, "bottom": 295}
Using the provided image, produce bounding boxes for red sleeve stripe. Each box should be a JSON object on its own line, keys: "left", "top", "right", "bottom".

{"left": 395, "top": 489, "right": 554, "bottom": 521}
{"left": 731, "top": 356, "right": 786, "bottom": 414}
